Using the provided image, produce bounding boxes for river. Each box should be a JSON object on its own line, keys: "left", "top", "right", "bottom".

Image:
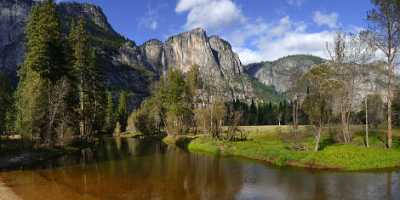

{"left": 0, "top": 137, "right": 399, "bottom": 200}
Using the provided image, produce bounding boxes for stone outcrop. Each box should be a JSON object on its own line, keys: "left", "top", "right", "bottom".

{"left": 163, "top": 28, "right": 219, "bottom": 73}
{"left": 245, "top": 55, "right": 387, "bottom": 109}
{"left": 245, "top": 55, "right": 325, "bottom": 92}
{"left": 156, "top": 28, "right": 252, "bottom": 100}
{"left": 139, "top": 39, "right": 164, "bottom": 73}
{"left": 57, "top": 2, "right": 120, "bottom": 37}
{"left": 0, "top": 0, "right": 33, "bottom": 83}
{"left": 118, "top": 28, "right": 254, "bottom": 100}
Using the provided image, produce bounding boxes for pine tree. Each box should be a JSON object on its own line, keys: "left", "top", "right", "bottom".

{"left": 0, "top": 73, "right": 13, "bottom": 133}
{"left": 104, "top": 91, "right": 115, "bottom": 133}
{"left": 69, "top": 17, "right": 105, "bottom": 139}
{"left": 249, "top": 99, "right": 257, "bottom": 125}
{"left": 25, "top": 0, "right": 67, "bottom": 82}
{"left": 70, "top": 17, "right": 90, "bottom": 138}
{"left": 161, "top": 68, "right": 194, "bottom": 135}
{"left": 87, "top": 50, "right": 106, "bottom": 134}
{"left": 16, "top": 0, "right": 69, "bottom": 145}
{"left": 117, "top": 91, "right": 129, "bottom": 133}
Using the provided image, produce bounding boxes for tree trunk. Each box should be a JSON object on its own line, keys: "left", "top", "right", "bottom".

{"left": 340, "top": 103, "right": 349, "bottom": 143}
{"left": 387, "top": 62, "right": 394, "bottom": 148}
{"left": 80, "top": 77, "right": 85, "bottom": 139}
{"left": 365, "top": 98, "right": 369, "bottom": 148}
{"left": 295, "top": 100, "right": 299, "bottom": 129}
{"left": 314, "top": 120, "right": 322, "bottom": 152}
{"left": 292, "top": 99, "right": 298, "bottom": 136}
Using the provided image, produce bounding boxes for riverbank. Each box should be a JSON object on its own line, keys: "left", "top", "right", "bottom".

{"left": 0, "top": 179, "right": 21, "bottom": 200}
{"left": 162, "top": 135, "right": 197, "bottom": 148}
{"left": 186, "top": 126, "right": 400, "bottom": 171}
{"left": 0, "top": 138, "right": 90, "bottom": 171}
{"left": 0, "top": 147, "right": 75, "bottom": 170}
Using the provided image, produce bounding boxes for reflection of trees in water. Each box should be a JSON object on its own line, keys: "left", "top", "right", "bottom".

{"left": 187, "top": 152, "right": 244, "bottom": 200}
{"left": 127, "top": 146, "right": 244, "bottom": 200}
{"left": 5, "top": 138, "right": 400, "bottom": 200}
{"left": 64, "top": 139, "right": 234, "bottom": 199}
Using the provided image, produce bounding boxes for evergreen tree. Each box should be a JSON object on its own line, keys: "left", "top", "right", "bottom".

{"left": 104, "top": 91, "right": 115, "bottom": 133}
{"left": 117, "top": 91, "right": 129, "bottom": 133}
{"left": 249, "top": 99, "right": 258, "bottom": 125}
{"left": 25, "top": 0, "right": 67, "bottom": 82}
{"left": 88, "top": 50, "right": 106, "bottom": 134}
{"left": 131, "top": 68, "right": 195, "bottom": 135}
{"left": 266, "top": 102, "right": 273, "bottom": 125}
{"left": 162, "top": 68, "right": 194, "bottom": 135}
{"left": 186, "top": 65, "right": 201, "bottom": 97}
{"left": 69, "top": 17, "right": 105, "bottom": 139}
{"left": 257, "top": 102, "right": 266, "bottom": 125}
{"left": 16, "top": 0, "right": 70, "bottom": 145}
{"left": 0, "top": 73, "right": 13, "bottom": 133}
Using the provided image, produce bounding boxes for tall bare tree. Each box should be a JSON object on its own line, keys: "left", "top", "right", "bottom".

{"left": 287, "top": 67, "right": 304, "bottom": 136}
{"left": 367, "top": 0, "right": 400, "bottom": 148}
{"left": 327, "top": 32, "right": 375, "bottom": 143}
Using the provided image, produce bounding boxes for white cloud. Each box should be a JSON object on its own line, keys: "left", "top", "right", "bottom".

{"left": 175, "top": 0, "right": 245, "bottom": 31}
{"left": 313, "top": 11, "right": 339, "bottom": 29}
{"left": 176, "top": 0, "right": 210, "bottom": 12}
{"left": 230, "top": 16, "right": 336, "bottom": 64}
{"left": 234, "top": 47, "right": 265, "bottom": 65}
{"left": 175, "top": 0, "right": 338, "bottom": 64}
{"left": 258, "top": 31, "right": 335, "bottom": 61}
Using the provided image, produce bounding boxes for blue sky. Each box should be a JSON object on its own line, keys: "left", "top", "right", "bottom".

{"left": 58, "top": 0, "right": 374, "bottom": 63}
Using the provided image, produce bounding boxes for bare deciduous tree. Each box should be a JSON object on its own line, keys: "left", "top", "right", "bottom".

{"left": 367, "top": 0, "right": 400, "bottom": 148}
{"left": 326, "top": 32, "right": 375, "bottom": 143}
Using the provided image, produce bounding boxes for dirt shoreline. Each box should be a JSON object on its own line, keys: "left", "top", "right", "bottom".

{"left": 0, "top": 179, "right": 21, "bottom": 200}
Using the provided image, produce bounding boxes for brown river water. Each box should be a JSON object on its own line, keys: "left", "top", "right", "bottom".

{"left": 0, "top": 137, "right": 399, "bottom": 200}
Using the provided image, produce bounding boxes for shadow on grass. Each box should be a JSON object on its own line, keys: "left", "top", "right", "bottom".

{"left": 319, "top": 138, "right": 335, "bottom": 150}
{"left": 393, "top": 136, "right": 400, "bottom": 149}
{"left": 176, "top": 137, "right": 196, "bottom": 149}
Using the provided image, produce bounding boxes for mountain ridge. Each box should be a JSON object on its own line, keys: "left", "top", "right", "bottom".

{"left": 244, "top": 54, "right": 326, "bottom": 92}
{"left": 0, "top": 0, "right": 255, "bottom": 106}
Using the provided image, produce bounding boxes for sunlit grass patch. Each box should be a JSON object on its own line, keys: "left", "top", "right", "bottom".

{"left": 188, "top": 126, "right": 400, "bottom": 171}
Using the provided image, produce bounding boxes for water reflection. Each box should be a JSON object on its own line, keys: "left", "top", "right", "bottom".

{"left": 0, "top": 137, "right": 399, "bottom": 200}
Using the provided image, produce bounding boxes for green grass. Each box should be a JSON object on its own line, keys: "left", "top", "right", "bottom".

{"left": 163, "top": 135, "right": 198, "bottom": 148}
{"left": 188, "top": 126, "right": 400, "bottom": 171}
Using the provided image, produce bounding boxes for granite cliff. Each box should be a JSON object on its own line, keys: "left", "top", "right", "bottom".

{"left": 0, "top": 0, "right": 253, "bottom": 105}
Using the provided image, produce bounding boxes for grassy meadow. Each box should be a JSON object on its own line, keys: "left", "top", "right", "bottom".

{"left": 187, "top": 126, "right": 400, "bottom": 171}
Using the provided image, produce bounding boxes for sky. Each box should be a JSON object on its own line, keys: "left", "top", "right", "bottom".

{"left": 57, "top": 0, "right": 374, "bottom": 64}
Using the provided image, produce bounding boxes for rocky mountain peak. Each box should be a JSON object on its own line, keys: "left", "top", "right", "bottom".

{"left": 209, "top": 35, "right": 233, "bottom": 50}
{"left": 139, "top": 39, "right": 163, "bottom": 73}
{"left": 0, "top": 1, "right": 254, "bottom": 105}
{"left": 142, "top": 39, "right": 162, "bottom": 46}
{"left": 244, "top": 55, "right": 325, "bottom": 92}
{"left": 57, "top": 2, "right": 119, "bottom": 37}
{"left": 164, "top": 28, "right": 218, "bottom": 73}
{"left": 129, "top": 28, "right": 254, "bottom": 100}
